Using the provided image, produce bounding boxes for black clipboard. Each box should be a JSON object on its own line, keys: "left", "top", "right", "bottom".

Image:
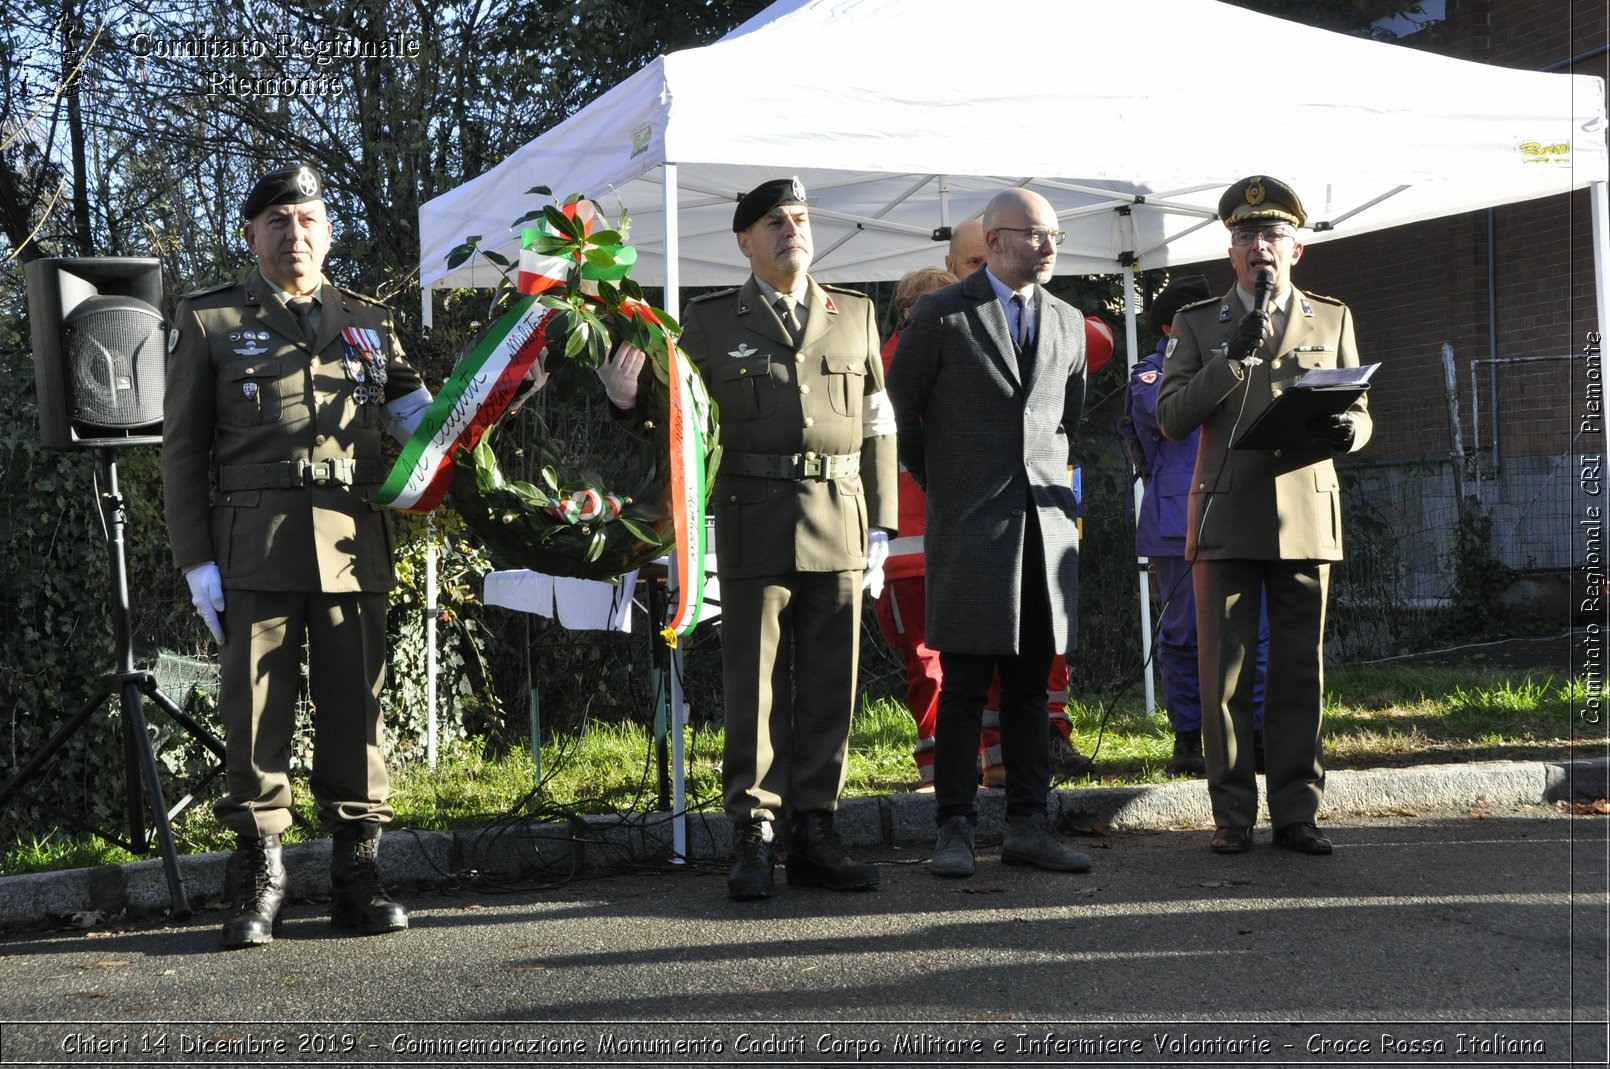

{"left": 1231, "top": 363, "right": 1379, "bottom": 450}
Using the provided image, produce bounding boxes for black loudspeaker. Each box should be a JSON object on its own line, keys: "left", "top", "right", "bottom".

{"left": 26, "top": 257, "right": 166, "bottom": 449}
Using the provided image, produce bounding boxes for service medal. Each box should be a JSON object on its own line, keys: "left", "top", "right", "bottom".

{"left": 340, "top": 326, "right": 388, "bottom": 398}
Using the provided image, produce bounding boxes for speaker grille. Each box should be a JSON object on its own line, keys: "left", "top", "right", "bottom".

{"left": 62, "top": 297, "right": 165, "bottom": 431}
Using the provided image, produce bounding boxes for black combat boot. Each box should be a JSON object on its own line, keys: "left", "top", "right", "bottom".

{"left": 1166, "top": 729, "right": 1206, "bottom": 776}
{"left": 222, "top": 834, "right": 286, "bottom": 950}
{"left": 786, "top": 811, "right": 878, "bottom": 891}
{"left": 727, "top": 820, "right": 776, "bottom": 900}
{"left": 329, "top": 824, "right": 408, "bottom": 935}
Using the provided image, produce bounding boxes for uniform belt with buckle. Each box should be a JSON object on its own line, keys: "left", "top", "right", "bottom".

{"left": 723, "top": 451, "right": 860, "bottom": 480}
{"left": 217, "top": 458, "right": 387, "bottom": 490}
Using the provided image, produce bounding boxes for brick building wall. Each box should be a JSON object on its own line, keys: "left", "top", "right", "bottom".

{"left": 1288, "top": 0, "right": 1602, "bottom": 467}
{"left": 1171, "top": 1, "right": 1605, "bottom": 590}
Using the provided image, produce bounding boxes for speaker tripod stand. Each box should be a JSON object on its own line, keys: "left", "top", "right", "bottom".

{"left": 0, "top": 449, "right": 225, "bottom": 920}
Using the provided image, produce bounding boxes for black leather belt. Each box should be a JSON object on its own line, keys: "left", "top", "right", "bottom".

{"left": 217, "top": 458, "right": 387, "bottom": 490}
{"left": 722, "top": 451, "right": 860, "bottom": 480}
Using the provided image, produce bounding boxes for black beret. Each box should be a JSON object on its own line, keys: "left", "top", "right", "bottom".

{"left": 1218, "top": 175, "right": 1306, "bottom": 229}
{"left": 1149, "top": 273, "right": 1212, "bottom": 332}
{"left": 732, "top": 176, "right": 807, "bottom": 232}
{"left": 242, "top": 164, "right": 324, "bottom": 221}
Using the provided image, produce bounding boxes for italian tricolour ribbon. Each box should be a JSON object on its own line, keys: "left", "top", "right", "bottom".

{"left": 371, "top": 295, "right": 553, "bottom": 513}
{"left": 663, "top": 334, "right": 711, "bottom": 642}
{"left": 614, "top": 297, "right": 709, "bottom": 642}
{"left": 517, "top": 199, "right": 634, "bottom": 297}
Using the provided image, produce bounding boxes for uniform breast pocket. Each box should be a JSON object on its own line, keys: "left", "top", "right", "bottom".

{"left": 713, "top": 357, "right": 776, "bottom": 420}
{"left": 1295, "top": 349, "right": 1338, "bottom": 371}
{"left": 219, "top": 358, "right": 283, "bottom": 426}
{"left": 821, "top": 355, "right": 865, "bottom": 416}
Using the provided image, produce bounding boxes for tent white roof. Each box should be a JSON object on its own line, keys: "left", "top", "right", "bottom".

{"left": 413, "top": 0, "right": 1608, "bottom": 820}
{"left": 418, "top": 0, "right": 1607, "bottom": 293}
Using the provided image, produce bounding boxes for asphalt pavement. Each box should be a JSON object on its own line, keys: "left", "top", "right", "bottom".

{"left": 0, "top": 759, "right": 1607, "bottom": 1068}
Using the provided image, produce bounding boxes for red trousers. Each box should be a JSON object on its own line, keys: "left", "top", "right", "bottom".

{"left": 875, "top": 575, "right": 1069, "bottom": 783}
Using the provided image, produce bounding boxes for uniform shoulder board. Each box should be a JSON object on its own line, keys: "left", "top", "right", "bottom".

{"left": 1178, "top": 295, "right": 1219, "bottom": 314}
{"left": 1303, "top": 291, "right": 1346, "bottom": 306}
{"left": 820, "top": 284, "right": 871, "bottom": 301}
{"left": 181, "top": 280, "right": 238, "bottom": 301}
{"left": 686, "top": 287, "right": 738, "bottom": 305}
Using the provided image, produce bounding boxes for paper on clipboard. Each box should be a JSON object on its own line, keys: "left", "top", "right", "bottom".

{"left": 1231, "top": 363, "right": 1379, "bottom": 450}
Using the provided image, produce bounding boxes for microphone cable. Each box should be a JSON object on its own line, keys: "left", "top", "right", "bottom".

{"left": 1079, "top": 306, "right": 1263, "bottom": 773}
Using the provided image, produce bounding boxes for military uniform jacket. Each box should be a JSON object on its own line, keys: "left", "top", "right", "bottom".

{"left": 162, "top": 268, "right": 424, "bottom": 593}
{"left": 885, "top": 269, "right": 1087, "bottom": 655}
{"left": 1155, "top": 284, "right": 1372, "bottom": 562}
{"left": 681, "top": 276, "right": 898, "bottom": 580}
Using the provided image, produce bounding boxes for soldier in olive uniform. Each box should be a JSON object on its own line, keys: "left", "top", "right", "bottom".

{"left": 1156, "top": 176, "right": 1373, "bottom": 857}
{"left": 605, "top": 178, "right": 898, "bottom": 899}
{"left": 163, "top": 165, "right": 433, "bottom": 948}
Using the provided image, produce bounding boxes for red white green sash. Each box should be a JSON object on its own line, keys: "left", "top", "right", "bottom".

{"left": 372, "top": 296, "right": 552, "bottom": 513}
{"left": 662, "top": 332, "right": 711, "bottom": 642}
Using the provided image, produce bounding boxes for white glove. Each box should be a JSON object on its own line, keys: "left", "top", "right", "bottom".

{"left": 863, "top": 528, "right": 890, "bottom": 598}
{"left": 598, "top": 343, "right": 645, "bottom": 410}
{"left": 184, "top": 562, "right": 226, "bottom": 645}
{"left": 384, "top": 386, "right": 434, "bottom": 444}
{"left": 525, "top": 345, "right": 551, "bottom": 392}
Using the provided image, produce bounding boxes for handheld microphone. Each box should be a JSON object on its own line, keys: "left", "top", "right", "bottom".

{"left": 1253, "top": 268, "right": 1275, "bottom": 318}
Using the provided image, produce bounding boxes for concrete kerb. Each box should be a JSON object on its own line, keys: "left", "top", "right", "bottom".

{"left": 2, "top": 758, "right": 1603, "bottom": 934}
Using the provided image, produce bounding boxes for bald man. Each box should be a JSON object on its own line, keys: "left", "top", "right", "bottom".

{"left": 888, "top": 188, "right": 1091, "bottom": 879}
{"left": 945, "top": 219, "right": 987, "bottom": 279}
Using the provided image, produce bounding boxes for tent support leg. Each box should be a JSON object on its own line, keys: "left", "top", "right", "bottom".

{"left": 1122, "top": 268, "right": 1158, "bottom": 719}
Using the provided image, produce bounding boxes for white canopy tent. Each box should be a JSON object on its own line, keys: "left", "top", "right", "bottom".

{"left": 421, "top": 0, "right": 1606, "bottom": 298}
{"left": 416, "top": 0, "right": 1607, "bottom": 834}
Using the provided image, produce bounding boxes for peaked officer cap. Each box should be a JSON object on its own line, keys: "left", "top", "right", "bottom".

{"left": 1218, "top": 175, "right": 1306, "bottom": 229}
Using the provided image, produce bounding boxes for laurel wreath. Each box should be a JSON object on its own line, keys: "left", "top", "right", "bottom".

{"left": 443, "top": 191, "right": 720, "bottom": 580}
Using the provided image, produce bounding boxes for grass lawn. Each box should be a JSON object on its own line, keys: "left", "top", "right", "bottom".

{"left": 1, "top": 661, "right": 1601, "bottom": 877}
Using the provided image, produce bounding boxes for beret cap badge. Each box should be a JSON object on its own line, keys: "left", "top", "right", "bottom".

{"left": 732, "top": 176, "right": 809, "bottom": 232}
{"left": 242, "top": 163, "right": 325, "bottom": 220}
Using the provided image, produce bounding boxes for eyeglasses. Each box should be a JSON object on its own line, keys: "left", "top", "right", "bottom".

{"left": 995, "top": 226, "right": 1066, "bottom": 247}
{"left": 1230, "top": 226, "right": 1297, "bottom": 247}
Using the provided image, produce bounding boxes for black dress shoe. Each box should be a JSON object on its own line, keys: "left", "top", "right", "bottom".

{"left": 1210, "top": 826, "right": 1253, "bottom": 854}
{"left": 1273, "top": 822, "right": 1333, "bottom": 855}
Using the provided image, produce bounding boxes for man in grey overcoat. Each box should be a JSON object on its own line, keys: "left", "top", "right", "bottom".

{"left": 886, "top": 188, "right": 1091, "bottom": 878}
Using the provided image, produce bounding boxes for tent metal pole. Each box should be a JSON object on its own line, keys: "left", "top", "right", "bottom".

{"left": 1122, "top": 266, "right": 1157, "bottom": 718}
{"left": 663, "top": 164, "right": 689, "bottom": 864}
